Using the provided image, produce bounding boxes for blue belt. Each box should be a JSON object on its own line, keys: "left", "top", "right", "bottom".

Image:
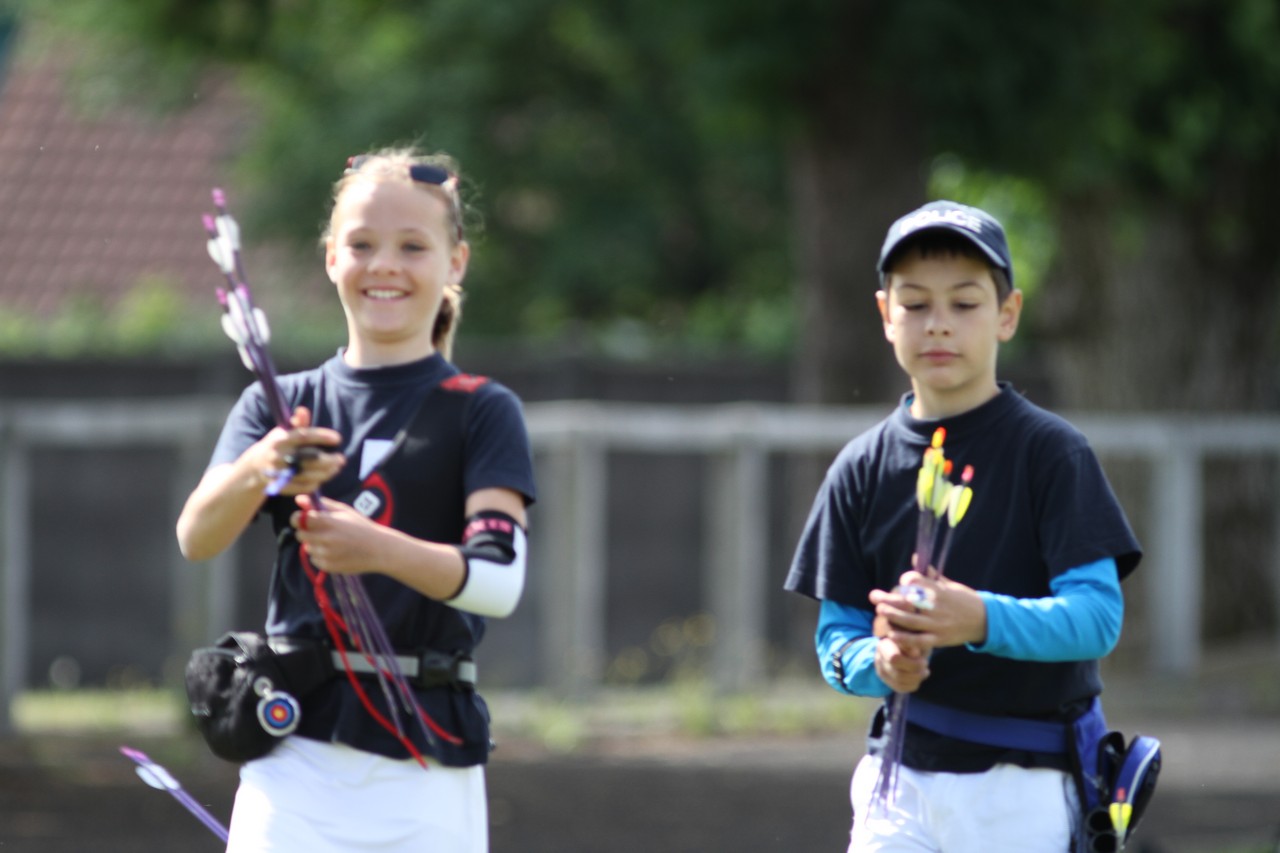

{"left": 904, "top": 697, "right": 1102, "bottom": 754}
{"left": 901, "top": 696, "right": 1161, "bottom": 844}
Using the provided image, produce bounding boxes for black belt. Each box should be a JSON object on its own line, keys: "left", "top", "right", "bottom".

{"left": 267, "top": 637, "right": 476, "bottom": 692}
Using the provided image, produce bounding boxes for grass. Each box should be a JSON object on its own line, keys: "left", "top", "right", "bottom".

{"left": 9, "top": 679, "right": 875, "bottom": 753}
{"left": 485, "top": 678, "right": 876, "bottom": 753}
{"left": 12, "top": 687, "right": 186, "bottom": 735}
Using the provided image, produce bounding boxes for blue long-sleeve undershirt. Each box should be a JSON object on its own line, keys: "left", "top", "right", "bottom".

{"left": 815, "top": 557, "right": 1123, "bottom": 697}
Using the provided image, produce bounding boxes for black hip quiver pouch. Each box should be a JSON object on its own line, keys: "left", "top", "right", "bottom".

{"left": 184, "top": 632, "right": 329, "bottom": 764}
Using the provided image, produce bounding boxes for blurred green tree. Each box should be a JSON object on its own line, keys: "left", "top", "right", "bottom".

{"left": 17, "top": 0, "right": 1280, "bottom": 410}
{"left": 10, "top": 0, "right": 1280, "bottom": 646}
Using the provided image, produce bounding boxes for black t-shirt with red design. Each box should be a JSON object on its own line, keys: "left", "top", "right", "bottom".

{"left": 209, "top": 350, "right": 536, "bottom": 766}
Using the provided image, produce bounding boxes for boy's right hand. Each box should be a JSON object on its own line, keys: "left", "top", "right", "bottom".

{"left": 874, "top": 635, "right": 931, "bottom": 693}
{"left": 247, "top": 407, "right": 345, "bottom": 495}
{"left": 871, "top": 583, "right": 934, "bottom": 692}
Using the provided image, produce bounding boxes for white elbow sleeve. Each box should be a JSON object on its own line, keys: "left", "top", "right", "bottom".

{"left": 449, "top": 512, "right": 527, "bottom": 618}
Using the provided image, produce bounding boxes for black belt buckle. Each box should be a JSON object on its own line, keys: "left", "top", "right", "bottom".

{"left": 264, "top": 635, "right": 334, "bottom": 697}
{"left": 416, "top": 651, "right": 475, "bottom": 691}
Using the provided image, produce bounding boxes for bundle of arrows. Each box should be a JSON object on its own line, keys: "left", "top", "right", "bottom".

{"left": 870, "top": 428, "right": 975, "bottom": 817}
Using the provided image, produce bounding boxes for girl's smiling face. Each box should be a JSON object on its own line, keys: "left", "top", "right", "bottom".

{"left": 325, "top": 177, "right": 469, "bottom": 367}
{"left": 877, "top": 252, "right": 1022, "bottom": 419}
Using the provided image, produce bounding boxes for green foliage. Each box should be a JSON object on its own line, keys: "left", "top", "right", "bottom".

{"left": 15, "top": 0, "right": 1280, "bottom": 357}
{"left": 0, "top": 273, "right": 340, "bottom": 359}
{"left": 928, "top": 155, "right": 1055, "bottom": 301}
{"left": 892, "top": 0, "right": 1280, "bottom": 222}
{"left": 111, "top": 276, "right": 197, "bottom": 351}
{"left": 0, "top": 281, "right": 199, "bottom": 358}
{"left": 19, "top": 0, "right": 798, "bottom": 355}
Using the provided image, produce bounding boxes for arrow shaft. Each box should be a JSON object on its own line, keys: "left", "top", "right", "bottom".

{"left": 120, "top": 747, "right": 230, "bottom": 842}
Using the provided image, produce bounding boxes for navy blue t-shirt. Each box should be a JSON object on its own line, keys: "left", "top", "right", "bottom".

{"left": 785, "top": 384, "right": 1141, "bottom": 769}
{"left": 209, "top": 350, "right": 536, "bottom": 765}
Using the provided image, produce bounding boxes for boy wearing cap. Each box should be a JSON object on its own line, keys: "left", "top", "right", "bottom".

{"left": 785, "top": 201, "right": 1142, "bottom": 852}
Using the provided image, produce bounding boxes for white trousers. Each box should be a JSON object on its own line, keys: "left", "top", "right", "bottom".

{"left": 848, "top": 755, "right": 1076, "bottom": 853}
{"left": 225, "top": 737, "right": 488, "bottom": 853}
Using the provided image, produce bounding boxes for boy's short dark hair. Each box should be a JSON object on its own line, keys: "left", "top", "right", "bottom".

{"left": 880, "top": 230, "right": 1014, "bottom": 302}
{"left": 877, "top": 200, "right": 1014, "bottom": 302}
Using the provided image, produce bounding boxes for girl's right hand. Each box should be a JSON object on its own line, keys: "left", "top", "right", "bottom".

{"left": 248, "top": 407, "right": 345, "bottom": 495}
{"left": 178, "top": 406, "right": 344, "bottom": 562}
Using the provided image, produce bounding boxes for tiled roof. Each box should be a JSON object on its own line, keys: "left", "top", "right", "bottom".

{"left": 0, "top": 34, "right": 250, "bottom": 317}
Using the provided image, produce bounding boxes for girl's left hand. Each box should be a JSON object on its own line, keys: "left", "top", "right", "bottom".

{"left": 869, "top": 570, "right": 988, "bottom": 649}
{"left": 291, "top": 494, "right": 389, "bottom": 575}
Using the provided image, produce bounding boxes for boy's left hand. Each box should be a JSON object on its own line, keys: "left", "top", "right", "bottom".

{"left": 869, "top": 570, "right": 988, "bottom": 649}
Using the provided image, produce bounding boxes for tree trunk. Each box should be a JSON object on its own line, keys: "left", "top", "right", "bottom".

{"left": 1040, "top": 197, "right": 1279, "bottom": 413}
{"left": 786, "top": 56, "right": 925, "bottom": 406}
{"left": 1039, "top": 195, "right": 1280, "bottom": 646}
{"left": 780, "top": 51, "right": 930, "bottom": 662}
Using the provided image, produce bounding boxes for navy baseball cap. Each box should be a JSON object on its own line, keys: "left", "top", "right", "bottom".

{"left": 877, "top": 200, "right": 1013, "bottom": 285}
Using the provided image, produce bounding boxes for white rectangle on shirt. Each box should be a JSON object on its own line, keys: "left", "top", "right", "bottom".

{"left": 360, "top": 438, "right": 395, "bottom": 480}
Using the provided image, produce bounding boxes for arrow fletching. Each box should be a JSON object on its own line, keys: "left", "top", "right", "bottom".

{"left": 931, "top": 479, "right": 952, "bottom": 517}
{"left": 205, "top": 238, "right": 233, "bottom": 273}
{"left": 946, "top": 465, "right": 975, "bottom": 527}
{"left": 220, "top": 312, "right": 247, "bottom": 346}
{"left": 252, "top": 306, "right": 271, "bottom": 344}
{"left": 215, "top": 213, "right": 240, "bottom": 253}
{"left": 927, "top": 457, "right": 950, "bottom": 516}
{"left": 948, "top": 483, "right": 974, "bottom": 526}
{"left": 135, "top": 762, "right": 179, "bottom": 791}
{"left": 1109, "top": 802, "right": 1132, "bottom": 838}
{"left": 916, "top": 464, "right": 933, "bottom": 511}
{"left": 918, "top": 445, "right": 946, "bottom": 509}
{"left": 224, "top": 290, "right": 253, "bottom": 338}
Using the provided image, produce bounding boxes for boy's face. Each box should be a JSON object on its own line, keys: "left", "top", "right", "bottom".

{"left": 876, "top": 251, "right": 1022, "bottom": 419}
{"left": 325, "top": 177, "right": 469, "bottom": 366}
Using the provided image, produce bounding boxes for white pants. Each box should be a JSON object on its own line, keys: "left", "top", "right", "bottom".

{"left": 848, "top": 755, "right": 1076, "bottom": 852}
{"left": 226, "top": 738, "right": 488, "bottom": 852}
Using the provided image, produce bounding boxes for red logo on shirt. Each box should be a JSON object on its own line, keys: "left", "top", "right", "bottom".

{"left": 352, "top": 471, "right": 394, "bottom": 526}
{"left": 442, "top": 374, "right": 489, "bottom": 393}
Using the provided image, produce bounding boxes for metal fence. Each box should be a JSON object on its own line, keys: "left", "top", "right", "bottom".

{"left": 526, "top": 402, "right": 1280, "bottom": 693}
{"left": 3, "top": 398, "right": 1279, "bottom": 729}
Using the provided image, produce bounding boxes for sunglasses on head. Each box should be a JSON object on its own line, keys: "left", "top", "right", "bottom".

{"left": 345, "top": 155, "right": 463, "bottom": 240}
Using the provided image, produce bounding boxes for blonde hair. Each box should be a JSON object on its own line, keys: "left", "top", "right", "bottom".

{"left": 326, "top": 146, "right": 468, "bottom": 359}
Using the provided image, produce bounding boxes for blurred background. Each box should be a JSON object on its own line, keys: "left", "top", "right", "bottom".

{"left": 0, "top": 1, "right": 1277, "bottom": 851}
